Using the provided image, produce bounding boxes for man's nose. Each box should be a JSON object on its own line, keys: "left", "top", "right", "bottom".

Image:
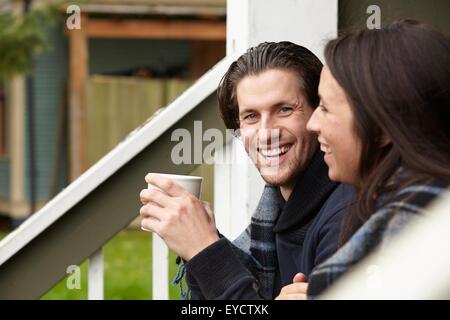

{"left": 257, "top": 119, "right": 281, "bottom": 146}
{"left": 259, "top": 113, "right": 276, "bottom": 130}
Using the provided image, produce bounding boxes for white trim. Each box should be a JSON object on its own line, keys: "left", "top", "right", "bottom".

{"left": 229, "top": 140, "right": 263, "bottom": 238}
{"left": 246, "top": 0, "right": 338, "bottom": 62}
{"left": 0, "top": 56, "right": 234, "bottom": 266}
{"left": 213, "top": 143, "right": 232, "bottom": 237}
{"left": 226, "top": 0, "right": 249, "bottom": 56}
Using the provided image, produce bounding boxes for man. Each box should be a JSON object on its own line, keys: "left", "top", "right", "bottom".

{"left": 139, "top": 41, "right": 354, "bottom": 299}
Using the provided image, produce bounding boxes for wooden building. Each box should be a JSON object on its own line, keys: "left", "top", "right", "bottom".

{"left": 0, "top": 0, "right": 225, "bottom": 224}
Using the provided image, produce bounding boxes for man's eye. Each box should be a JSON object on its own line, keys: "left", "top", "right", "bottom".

{"left": 244, "top": 114, "right": 257, "bottom": 121}
{"left": 279, "top": 106, "right": 294, "bottom": 114}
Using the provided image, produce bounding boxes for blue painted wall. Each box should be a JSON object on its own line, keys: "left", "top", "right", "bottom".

{"left": 24, "top": 27, "right": 68, "bottom": 201}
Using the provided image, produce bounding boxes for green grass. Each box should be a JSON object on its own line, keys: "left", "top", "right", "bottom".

{"left": 0, "top": 230, "right": 186, "bottom": 300}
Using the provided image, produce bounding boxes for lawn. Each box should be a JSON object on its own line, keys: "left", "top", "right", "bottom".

{"left": 0, "top": 230, "right": 186, "bottom": 300}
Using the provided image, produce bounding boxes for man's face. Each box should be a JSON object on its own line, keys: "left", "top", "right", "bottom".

{"left": 236, "top": 68, "right": 318, "bottom": 187}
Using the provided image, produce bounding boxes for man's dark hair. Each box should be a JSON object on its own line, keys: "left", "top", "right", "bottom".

{"left": 217, "top": 41, "right": 323, "bottom": 130}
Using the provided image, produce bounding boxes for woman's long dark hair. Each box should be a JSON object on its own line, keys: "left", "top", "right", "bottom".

{"left": 325, "top": 20, "right": 450, "bottom": 246}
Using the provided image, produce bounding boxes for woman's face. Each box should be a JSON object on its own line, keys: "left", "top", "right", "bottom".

{"left": 307, "top": 65, "right": 362, "bottom": 186}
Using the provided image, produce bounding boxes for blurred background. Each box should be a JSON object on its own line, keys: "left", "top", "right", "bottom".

{"left": 0, "top": 0, "right": 449, "bottom": 300}
{"left": 0, "top": 0, "right": 226, "bottom": 300}
{"left": 0, "top": 0, "right": 226, "bottom": 228}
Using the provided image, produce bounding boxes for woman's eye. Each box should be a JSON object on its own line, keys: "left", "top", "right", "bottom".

{"left": 319, "top": 105, "right": 328, "bottom": 113}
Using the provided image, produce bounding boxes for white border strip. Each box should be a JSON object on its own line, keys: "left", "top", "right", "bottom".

{"left": 0, "top": 56, "right": 234, "bottom": 266}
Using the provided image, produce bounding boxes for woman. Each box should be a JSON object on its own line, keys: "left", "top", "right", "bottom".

{"left": 276, "top": 20, "right": 450, "bottom": 299}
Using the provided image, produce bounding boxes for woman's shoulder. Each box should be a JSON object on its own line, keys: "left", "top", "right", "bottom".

{"left": 368, "top": 176, "right": 449, "bottom": 238}
{"left": 381, "top": 176, "right": 449, "bottom": 213}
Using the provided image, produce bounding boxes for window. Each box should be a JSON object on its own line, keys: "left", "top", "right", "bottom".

{"left": 0, "top": 82, "right": 8, "bottom": 157}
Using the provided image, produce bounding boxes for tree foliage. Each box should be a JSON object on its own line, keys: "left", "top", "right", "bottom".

{"left": 0, "top": 5, "right": 60, "bottom": 79}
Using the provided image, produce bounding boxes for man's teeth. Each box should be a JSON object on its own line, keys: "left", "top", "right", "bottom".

{"left": 259, "top": 145, "right": 291, "bottom": 157}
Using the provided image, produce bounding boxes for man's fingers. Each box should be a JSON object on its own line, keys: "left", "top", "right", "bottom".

{"left": 140, "top": 188, "right": 173, "bottom": 208}
{"left": 145, "top": 173, "right": 187, "bottom": 197}
{"left": 279, "top": 282, "right": 308, "bottom": 295}
{"left": 293, "top": 272, "right": 307, "bottom": 283}
{"left": 139, "top": 189, "right": 157, "bottom": 205}
{"left": 202, "top": 201, "right": 214, "bottom": 219}
{"left": 140, "top": 203, "right": 166, "bottom": 221}
{"left": 141, "top": 216, "right": 159, "bottom": 233}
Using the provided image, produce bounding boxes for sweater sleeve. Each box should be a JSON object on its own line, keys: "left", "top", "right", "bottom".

{"left": 185, "top": 269, "right": 206, "bottom": 300}
{"left": 185, "top": 238, "right": 265, "bottom": 300}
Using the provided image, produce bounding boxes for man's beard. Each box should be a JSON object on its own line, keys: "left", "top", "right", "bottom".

{"left": 257, "top": 153, "right": 303, "bottom": 186}
{"left": 242, "top": 128, "right": 309, "bottom": 187}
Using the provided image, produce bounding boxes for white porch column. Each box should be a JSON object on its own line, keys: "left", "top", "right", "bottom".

{"left": 214, "top": 0, "right": 338, "bottom": 238}
{"left": 9, "top": 76, "right": 27, "bottom": 220}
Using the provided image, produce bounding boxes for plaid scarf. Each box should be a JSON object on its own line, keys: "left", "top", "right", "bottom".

{"left": 232, "top": 184, "right": 284, "bottom": 299}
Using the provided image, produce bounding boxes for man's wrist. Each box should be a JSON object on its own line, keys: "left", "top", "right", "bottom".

{"left": 185, "top": 233, "right": 220, "bottom": 261}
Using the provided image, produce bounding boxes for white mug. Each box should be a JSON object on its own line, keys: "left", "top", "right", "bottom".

{"left": 142, "top": 173, "right": 203, "bottom": 232}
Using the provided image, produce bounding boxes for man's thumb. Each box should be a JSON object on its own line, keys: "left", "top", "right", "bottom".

{"left": 293, "top": 272, "right": 307, "bottom": 283}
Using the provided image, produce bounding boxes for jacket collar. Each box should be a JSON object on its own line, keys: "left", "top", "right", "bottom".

{"left": 273, "top": 149, "right": 337, "bottom": 233}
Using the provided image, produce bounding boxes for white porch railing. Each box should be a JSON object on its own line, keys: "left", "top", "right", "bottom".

{"left": 86, "top": 236, "right": 167, "bottom": 300}
{"left": 152, "top": 235, "right": 169, "bottom": 300}
{"left": 88, "top": 248, "right": 104, "bottom": 300}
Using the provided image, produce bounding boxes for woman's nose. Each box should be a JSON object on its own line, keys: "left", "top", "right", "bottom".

{"left": 306, "top": 108, "right": 320, "bottom": 133}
